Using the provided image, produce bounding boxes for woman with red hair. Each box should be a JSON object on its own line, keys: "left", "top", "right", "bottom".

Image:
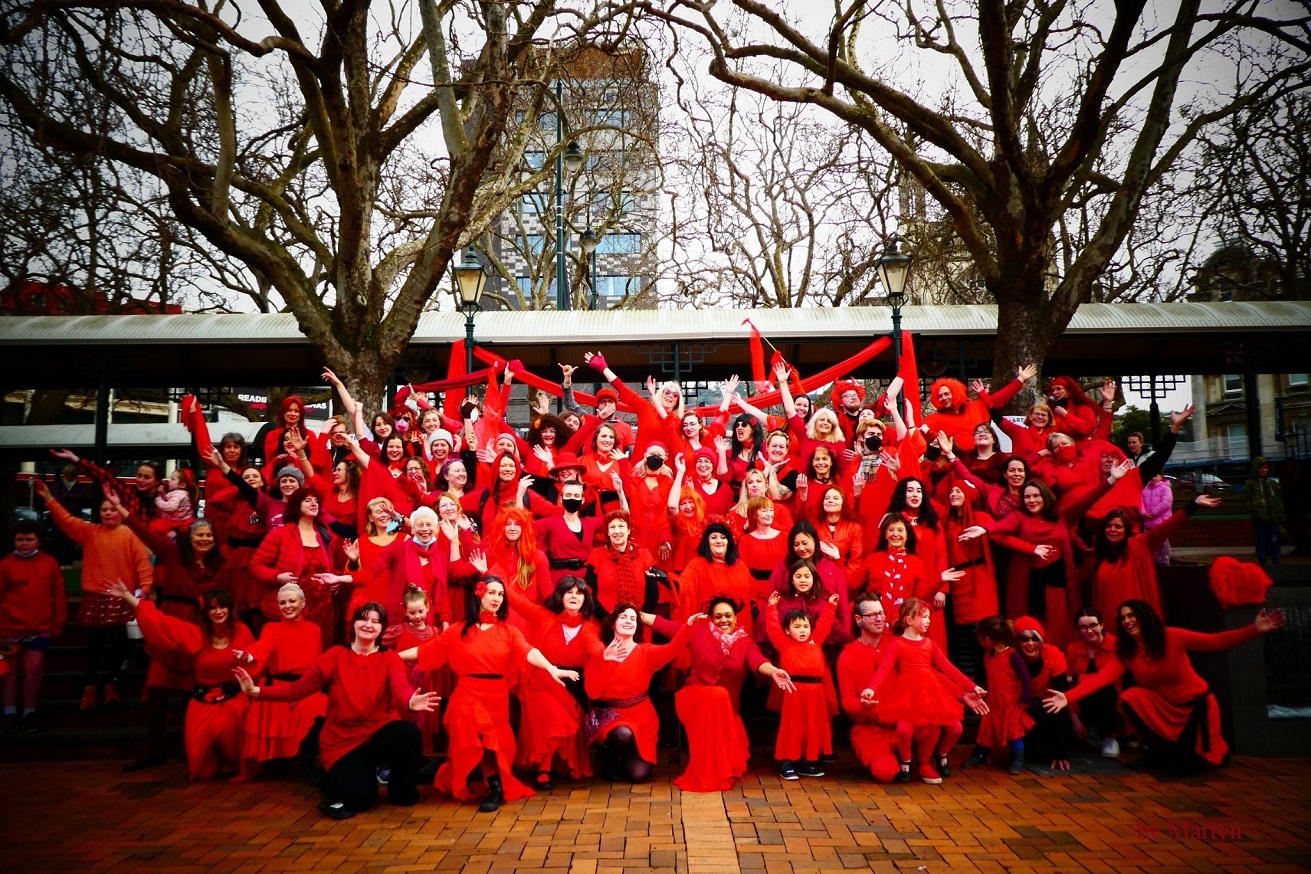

{"left": 262, "top": 395, "right": 309, "bottom": 461}
{"left": 484, "top": 508, "right": 551, "bottom": 633}
{"left": 585, "top": 510, "right": 659, "bottom": 617}
{"left": 923, "top": 366, "right": 1032, "bottom": 451}
{"left": 1047, "top": 377, "right": 1115, "bottom": 442}
{"left": 665, "top": 472, "right": 708, "bottom": 574}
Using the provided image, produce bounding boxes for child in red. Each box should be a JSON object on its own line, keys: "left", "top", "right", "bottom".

{"left": 963, "top": 616, "right": 1034, "bottom": 775}
{"left": 0, "top": 521, "right": 67, "bottom": 732}
{"left": 765, "top": 590, "right": 838, "bottom": 780}
{"left": 861, "top": 599, "right": 986, "bottom": 784}
{"left": 150, "top": 468, "right": 197, "bottom": 540}
{"left": 394, "top": 586, "right": 443, "bottom": 756}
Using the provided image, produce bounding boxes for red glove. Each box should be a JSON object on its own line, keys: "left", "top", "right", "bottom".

{"left": 586, "top": 353, "right": 608, "bottom": 372}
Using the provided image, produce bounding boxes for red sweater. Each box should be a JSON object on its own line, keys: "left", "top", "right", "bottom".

{"left": 0, "top": 550, "right": 67, "bottom": 636}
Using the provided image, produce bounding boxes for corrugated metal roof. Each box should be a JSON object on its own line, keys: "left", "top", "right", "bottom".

{"left": 1, "top": 301, "right": 1307, "bottom": 346}
{"left": 0, "top": 421, "right": 266, "bottom": 450}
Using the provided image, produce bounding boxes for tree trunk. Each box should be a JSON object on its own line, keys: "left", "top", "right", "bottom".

{"left": 991, "top": 283, "right": 1066, "bottom": 414}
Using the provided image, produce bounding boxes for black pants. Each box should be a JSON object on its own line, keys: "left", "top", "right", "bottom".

{"left": 323, "top": 720, "right": 423, "bottom": 812}
{"left": 84, "top": 626, "right": 129, "bottom": 686}
{"left": 1025, "top": 704, "right": 1072, "bottom": 762}
{"left": 1077, "top": 684, "right": 1121, "bottom": 739}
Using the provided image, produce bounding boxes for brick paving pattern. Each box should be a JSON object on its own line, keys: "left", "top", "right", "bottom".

{"left": 3, "top": 754, "right": 1307, "bottom": 872}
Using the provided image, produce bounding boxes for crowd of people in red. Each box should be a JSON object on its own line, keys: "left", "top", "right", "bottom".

{"left": 1, "top": 351, "right": 1284, "bottom": 820}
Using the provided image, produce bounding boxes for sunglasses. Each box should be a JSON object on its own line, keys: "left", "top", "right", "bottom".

{"left": 1019, "top": 634, "right": 1041, "bottom": 642}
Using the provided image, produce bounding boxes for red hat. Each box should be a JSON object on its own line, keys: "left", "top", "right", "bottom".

{"left": 692, "top": 446, "right": 718, "bottom": 467}
{"left": 549, "top": 452, "right": 587, "bottom": 477}
{"left": 1014, "top": 616, "right": 1046, "bottom": 642}
{"left": 596, "top": 387, "right": 618, "bottom": 404}
{"left": 833, "top": 379, "right": 865, "bottom": 402}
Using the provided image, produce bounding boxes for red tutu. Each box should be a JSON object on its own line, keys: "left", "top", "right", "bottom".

{"left": 870, "top": 637, "right": 965, "bottom": 727}
{"left": 674, "top": 685, "right": 749, "bottom": 792}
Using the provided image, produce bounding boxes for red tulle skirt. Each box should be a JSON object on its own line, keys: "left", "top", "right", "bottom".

{"left": 874, "top": 671, "right": 963, "bottom": 727}
{"left": 774, "top": 683, "right": 833, "bottom": 761}
{"left": 241, "top": 687, "right": 327, "bottom": 763}
{"left": 184, "top": 695, "right": 249, "bottom": 781}
{"left": 674, "top": 684, "right": 749, "bottom": 792}
{"left": 432, "top": 677, "right": 534, "bottom": 802}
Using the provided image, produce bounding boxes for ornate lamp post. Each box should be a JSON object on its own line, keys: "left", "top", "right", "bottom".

{"left": 879, "top": 233, "right": 913, "bottom": 362}
{"left": 452, "top": 249, "right": 488, "bottom": 372}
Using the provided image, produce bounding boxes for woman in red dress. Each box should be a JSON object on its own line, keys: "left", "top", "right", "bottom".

{"left": 861, "top": 599, "right": 987, "bottom": 785}
{"left": 1045, "top": 600, "right": 1285, "bottom": 775}
{"left": 675, "top": 523, "right": 754, "bottom": 635}
{"left": 482, "top": 507, "right": 549, "bottom": 635}
{"left": 813, "top": 485, "right": 864, "bottom": 582}
{"left": 584, "top": 604, "right": 701, "bottom": 783}
{"left": 248, "top": 486, "right": 343, "bottom": 647}
{"left": 736, "top": 496, "right": 789, "bottom": 609}
{"left": 235, "top": 601, "right": 437, "bottom": 819}
{"left": 402, "top": 576, "right": 579, "bottom": 812}
{"left": 643, "top": 595, "right": 793, "bottom": 792}
{"left": 585, "top": 510, "right": 659, "bottom": 617}
{"left": 104, "top": 581, "right": 255, "bottom": 781}
{"left": 498, "top": 573, "right": 601, "bottom": 790}
{"left": 854, "top": 514, "right": 964, "bottom": 629}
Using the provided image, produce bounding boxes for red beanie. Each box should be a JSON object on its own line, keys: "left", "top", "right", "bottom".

{"left": 1014, "top": 615, "right": 1046, "bottom": 641}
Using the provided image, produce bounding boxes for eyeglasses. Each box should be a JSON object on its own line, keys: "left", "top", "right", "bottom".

{"left": 857, "top": 612, "right": 884, "bottom": 620}
{"left": 1077, "top": 623, "right": 1101, "bottom": 632}
{"left": 1019, "top": 634, "right": 1041, "bottom": 642}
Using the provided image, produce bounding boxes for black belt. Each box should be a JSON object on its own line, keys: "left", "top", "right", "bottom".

{"left": 550, "top": 558, "right": 586, "bottom": 570}
{"left": 952, "top": 557, "right": 987, "bottom": 570}
{"left": 193, "top": 682, "right": 241, "bottom": 704}
{"left": 749, "top": 569, "right": 773, "bottom": 581}
{"left": 228, "top": 536, "right": 263, "bottom": 548}
{"left": 265, "top": 672, "right": 302, "bottom": 683}
{"left": 591, "top": 693, "right": 648, "bottom": 709}
{"left": 790, "top": 676, "right": 823, "bottom": 684}
{"left": 467, "top": 673, "right": 504, "bottom": 680}
{"left": 158, "top": 594, "right": 198, "bottom": 607}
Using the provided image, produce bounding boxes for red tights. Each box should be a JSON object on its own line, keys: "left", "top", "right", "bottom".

{"left": 895, "top": 720, "right": 962, "bottom": 762}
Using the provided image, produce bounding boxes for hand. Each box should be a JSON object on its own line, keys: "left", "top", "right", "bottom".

{"left": 1034, "top": 544, "right": 1057, "bottom": 561}
{"left": 1050, "top": 759, "right": 1071, "bottom": 772}
{"left": 603, "top": 638, "right": 634, "bottom": 662}
{"left": 1195, "top": 494, "right": 1221, "bottom": 509}
{"left": 818, "top": 540, "right": 841, "bottom": 561}
{"left": 645, "top": 375, "right": 658, "bottom": 397}
{"left": 232, "top": 666, "right": 258, "bottom": 696}
{"left": 963, "top": 690, "right": 989, "bottom": 716}
{"left": 206, "top": 447, "right": 226, "bottom": 471}
{"left": 1099, "top": 379, "right": 1117, "bottom": 403}
{"left": 503, "top": 369, "right": 514, "bottom": 386}
{"left": 933, "top": 592, "right": 947, "bottom": 610}
{"left": 101, "top": 579, "right": 136, "bottom": 606}
{"left": 859, "top": 688, "right": 877, "bottom": 705}
{"left": 686, "top": 611, "right": 708, "bottom": 626}
{"left": 531, "top": 392, "right": 551, "bottom": 417}
{"left": 313, "top": 573, "right": 342, "bottom": 591}
{"left": 583, "top": 351, "right": 607, "bottom": 372}
{"left": 409, "top": 689, "right": 441, "bottom": 712}
{"left": 934, "top": 431, "right": 953, "bottom": 454}
{"left": 517, "top": 476, "right": 534, "bottom": 497}
{"left": 322, "top": 367, "right": 342, "bottom": 387}
{"left": 770, "top": 668, "right": 796, "bottom": 694}
{"left": 772, "top": 361, "right": 789, "bottom": 383}
{"left": 840, "top": 448, "right": 857, "bottom": 465}
{"left": 795, "top": 474, "right": 808, "bottom": 495}
{"left": 715, "top": 435, "right": 731, "bottom": 454}
{"left": 1016, "top": 364, "right": 1037, "bottom": 382}
{"left": 958, "top": 526, "right": 985, "bottom": 541}
{"left": 657, "top": 542, "right": 672, "bottom": 563}
{"left": 828, "top": 592, "right": 840, "bottom": 606}
{"left": 610, "top": 471, "right": 624, "bottom": 491}
{"left": 942, "top": 568, "right": 966, "bottom": 584}
{"left": 550, "top": 667, "right": 580, "bottom": 686}
{"left": 33, "top": 479, "right": 52, "bottom": 501}
{"left": 1108, "top": 458, "right": 1134, "bottom": 482}
{"left": 342, "top": 539, "right": 360, "bottom": 562}
{"left": 768, "top": 591, "right": 781, "bottom": 606}
{"left": 533, "top": 444, "right": 553, "bottom": 464}
{"left": 1170, "top": 404, "right": 1196, "bottom": 431}
{"left": 558, "top": 363, "right": 576, "bottom": 383}
{"left": 276, "top": 572, "right": 297, "bottom": 585}
{"left": 969, "top": 379, "right": 987, "bottom": 396}
{"left": 673, "top": 454, "right": 686, "bottom": 474}
{"left": 231, "top": 649, "right": 256, "bottom": 665}
{"left": 476, "top": 440, "right": 497, "bottom": 464}
{"left": 879, "top": 450, "right": 901, "bottom": 472}
{"left": 468, "top": 549, "right": 488, "bottom": 574}
{"left": 50, "top": 448, "right": 79, "bottom": 462}
{"left": 1255, "top": 608, "right": 1286, "bottom": 634}
{"left": 1042, "top": 689, "right": 1069, "bottom": 714}
{"left": 286, "top": 427, "right": 307, "bottom": 455}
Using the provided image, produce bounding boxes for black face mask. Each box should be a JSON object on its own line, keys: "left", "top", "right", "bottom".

{"left": 561, "top": 497, "right": 585, "bottom": 513}
{"left": 645, "top": 455, "right": 665, "bottom": 471}
{"left": 864, "top": 434, "right": 882, "bottom": 452}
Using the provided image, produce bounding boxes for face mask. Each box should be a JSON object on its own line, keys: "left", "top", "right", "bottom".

{"left": 561, "top": 497, "right": 585, "bottom": 513}
{"left": 1055, "top": 444, "right": 1077, "bottom": 463}
{"left": 864, "top": 434, "right": 882, "bottom": 452}
{"left": 645, "top": 455, "right": 664, "bottom": 472}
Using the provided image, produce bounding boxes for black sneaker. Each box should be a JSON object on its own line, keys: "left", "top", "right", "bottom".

{"left": 779, "top": 761, "right": 799, "bottom": 781}
{"left": 796, "top": 761, "right": 825, "bottom": 777}
{"left": 961, "top": 751, "right": 989, "bottom": 769}
{"left": 376, "top": 766, "right": 391, "bottom": 785}
{"left": 318, "top": 800, "right": 355, "bottom": 820}
{"left": 935, "top": 755, "right": 952, "bottom": 778}
{"left": 894, "top": 763, "right": 912, "bottom": 784}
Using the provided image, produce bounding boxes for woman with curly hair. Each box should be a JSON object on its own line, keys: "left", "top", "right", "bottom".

{"left": 483, "top": 507, "right": 551, "bottom": 632}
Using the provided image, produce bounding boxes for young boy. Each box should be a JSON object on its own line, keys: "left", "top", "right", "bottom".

{"left": 766, "top": 590, "right": 838, "bottom": 780}
{"left": 0, "top": 521, "right": 68, "bottom": 732}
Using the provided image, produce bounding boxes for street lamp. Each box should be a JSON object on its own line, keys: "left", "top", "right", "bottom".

{"left": 452, "top": 248, "right": 488, "bottom": 372}
{"left": 579, "top": 227, "right": 601, "bottom": 309}
{"left": 879, "top": 233, "right": 913, "bottom": 362}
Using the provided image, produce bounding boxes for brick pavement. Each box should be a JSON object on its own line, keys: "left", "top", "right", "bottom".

{"left": 2, "top": 753, "right": 1308, "bottom": 873}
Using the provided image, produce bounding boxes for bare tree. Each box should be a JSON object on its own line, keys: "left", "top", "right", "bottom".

{"left": 613, "top": 0, "right": 1311, "bottom": 402}
{"left": 0, "top": 1, "right": 599, "bottom": 406}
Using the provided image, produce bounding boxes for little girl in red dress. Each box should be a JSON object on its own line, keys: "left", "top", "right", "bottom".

{"left": 765, "top": 590, "right": 839, "bottom": 780}
{"left": 394, "top": 586, "right": 442, "bottom": 756}
{"left": 963, "top": 616, "right": 1034, "bottom": 775}
{"left": 861, "top": 598, "right": 986, "bottom": 784}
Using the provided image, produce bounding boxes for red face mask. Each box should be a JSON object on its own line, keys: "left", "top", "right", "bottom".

{"left": 1055, "top": 444, "right": 1078, "bottom": 464}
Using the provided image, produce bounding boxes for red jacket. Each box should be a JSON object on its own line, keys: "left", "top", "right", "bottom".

{"left": 0, "top": 550, "right": 67, "bottom": 637}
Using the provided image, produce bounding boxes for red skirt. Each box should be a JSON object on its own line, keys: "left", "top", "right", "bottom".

{"left": 874, "top": 671, "right": 963, "bottom": 727}
{"left": 1121, "top": 687, "right": 1228, "bottom": 766}
{"left": 588, "top": 697, "right": 661, "bottom": 765}
{"left": 774, "top": 683, "right": 833, "bottom": 761}
{"left": 241, "top": 685, "right": 327, "bottom": 763}
{"left": 976, "top": 702, "right": 1035, "bottom": 748}
{"left": 433, "top": 677, "right": 534, "bottom": 802}
{"left": 674, "top": 684, "right": 749, "bottom": 792}
{"left": 406, "top": 664, "right": 445, "bottom": 757}
{"left": 78, "top": 592, "right": 132, "bottom": 628}
{"left": 184, "top": 695, "right": 249, "bottom": 781}
{"left": 515, "top": 674, "right": 591, "bottom": 779}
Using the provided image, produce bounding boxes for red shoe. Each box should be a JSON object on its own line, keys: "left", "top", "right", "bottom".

{"left": 102, "top": 683, "right": 121, "bottom": 705}
{"left": 80, "top": 685, "right": 97, "bottom": 710}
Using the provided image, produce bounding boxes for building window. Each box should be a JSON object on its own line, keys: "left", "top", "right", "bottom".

{"left": 523, "top": 151, "right": 546, "bottom": 170}
{"left": 520, "top": 234, "right": 548, "bottom": 256}
{"left": 1289, "top": 373, "right": 1309, "bottom": 391}
{"left": 1222, "top": 374, "right": 1243, "bottom": 398}
{"left": 596, "top": 233, "right": 641, "bottom": 255}
{"left": 515, "top": 276, "right": 533, "bottom": 298}
{"left": 589, "top": 107, "right": 631, "bottom": 127}
{"left": 1225, "top": 423, "right": 1248, "bottom": 459}
{"left": 520, "top": 194, "right": 545, "bottom": 216}
{"left": 591, "top": 191, "right": 635, "bottom": 216}
{"left": 594, "top": 275, "right": 642, "bottom": 299}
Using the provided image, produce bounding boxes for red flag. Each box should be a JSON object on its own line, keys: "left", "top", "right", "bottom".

{"left": 444, "top": 339, "right": 467, "bottom": 422}
{"left": 898, "top": 332, "right": 922, "bottom": 424}
{"left": 743, "top": 318, "right": 768, "bottom": 393}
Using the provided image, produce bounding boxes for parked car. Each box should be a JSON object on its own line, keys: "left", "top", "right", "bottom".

{"left": 1174, "top": 471, "right": 1232, "bottom": 493}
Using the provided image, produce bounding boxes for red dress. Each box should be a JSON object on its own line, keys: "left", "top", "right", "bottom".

{"left": 256, "top": 645, "right": 414, "bottom": 771}
{"left": 677, "top": 557, "right": 754, "bottom": 635}
{"left": 417, "top": 621, "right": 537, "bottom": 802}
{"left": 587, "top": 544, "right": 655, "bottom": 614}
{"left": 583, "top": 621, "right": 695, "bottom": 764}
{"left": 737, "top": 532, "right": 789, "bottom": 610}
{"left": 395, "top": 623, "right": 443, "bottom": 755}
{"left": 534, "top": 516, "right": 602, "bottom": 584}
{"left": 132, "top": 601, "right": 255, "bottom": 780}
{"left": 867, "top": 635, "right": 973, "bottom": 727}
{"left": 653, "top": 616, "right": 767, "bottom": 792}
{"left": 766, "top": 601, "right": 837, "bottom": 761}
{"left": 505, "top": 586, "right": 602, "bottom": 779}
{"left": 1064, "top": 626, "right": 1262, "bottom": 766}
{"left": 240, "top": 618, "right": 326, "bottom": 762}
{"left": 975, "top": 647, "right": 1035, "bottom": 747}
